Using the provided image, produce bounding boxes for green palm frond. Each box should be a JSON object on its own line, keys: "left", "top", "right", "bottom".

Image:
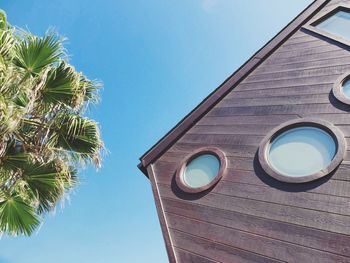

{"left": 0, "top": 29, "right": 15, "bottom": 61}
{"left": 1, "top": 150, "right": 32, "bottom": 171}
{"left": 41, "top": 61, "right": 79, "bottom": 107}
{"left": 0, "top": 95, "right": 24, "bottom": 138}
{"left": 80, "top": 76, "right": 101, "bottom": 104}
{"left": 0, "top": 149, "right": 77, "bottom": 224}
{"left": 48, "top": 114, "right": 102, "bottom": 166}
{"left": 22, "top": 161, "right": 77, "bottom": 214}
{"left": 0, "top": 194, "right": 40, "bottom": 236}
{"left": 13, "top": 31, "right": 64, "bottom": 76}
{"left": 0, "top": 10, "right": 7, "bottom": 31}
{"left": 14, "top": 92, "right": 30, "bottom": 107}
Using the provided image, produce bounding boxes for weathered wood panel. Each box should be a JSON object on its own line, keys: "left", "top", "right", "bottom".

{"left": 225, "top": 84, "right": 332, "bottom": 99}
{"left": 208, "top": 104, "right": 347, "bottom": 116}
{"left": 273, "top": 43, "right": 340, "bottom": 56}
{"left": 197, "top": 115, "right": 301, "bottom": 125}
{"left": 169, "top": 214, "right": 350, "bottom": 263}
{"left": 245, "top": 64, "right": 350, "bottom": 82}
{"left": 172, "top": 230, "right": 283, "bottom": 263}
{"left": 165, "top": 199, "right": 350, "bottom": 257}
{"left": 175, "top": 249, "right": 218, "bottom": 263}
{"left": 262, "top": 49, "right": 349, "bottom": 66}
{"left": 220, "top": 94, "right": 331, "bottom": 107}
{"left": 237, "top": 75, "right": 339, "bottom": 90}
{"left": 158, "top": 184, "right": 350, "bottom": 236}
{"left": 147, "top": 166, "right": 177, "bottom": 263}
{"left": 254, "top": 55, "right": 350, "bottom": 74}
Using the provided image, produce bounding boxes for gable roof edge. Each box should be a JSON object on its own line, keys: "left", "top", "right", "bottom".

{"left": 138, "top": 0, "right": 330, "bottom": 177}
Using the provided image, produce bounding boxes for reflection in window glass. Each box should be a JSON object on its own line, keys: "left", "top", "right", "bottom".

{"left": 268, "top": 127, "right": 336, "bottom": 177}
{"left": 183, "top": 154, "right": 220, "bottom": 188}
{"left": 342, "top": 79, "right": 350, "bottom": 99}
{"left": 315, "top": 10, "right": 350, "bottom": 40}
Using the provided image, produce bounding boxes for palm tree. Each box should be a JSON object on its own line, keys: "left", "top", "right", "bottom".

{"left": 0, "top": 10, "right": 103, "bottom": 236}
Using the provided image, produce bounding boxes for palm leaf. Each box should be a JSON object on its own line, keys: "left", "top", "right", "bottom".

{"left": 13, "top": 32, "right": 64, "bottom": 76}
{"left": 0, "top": 29, "right": 14, "bottom": 61}
{"left": 0, "top": 145, "right": 77, "bottom": 215}
{"left": 79, "top": 76, "right": 101, "bottom": 103}
{"left": 22, "top": 161, "right": 76, "bottom": 214}
{"left": 1, "top": 152, "right": 31, "bottom": 171}
{"left": 0, "top": 95, "right": 24, "bottom": 137}
{"left": 0, "top": 194, "right": 40, "bottom": 236}
{"left": 41, "top": 61, "right": 79, "bottom": 107}
{"left": 48, "top": 114, "right": 102, "bottom": 165}
{"left": 0, "top": 10, "right": 7, "bottom": 31}
{"left": 14, "top": 92, "right": 30, "bottom": 107}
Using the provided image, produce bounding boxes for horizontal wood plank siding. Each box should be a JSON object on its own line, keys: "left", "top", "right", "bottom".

{"left": 172, "top": 230, "right": 283, "bottom": 263}
{"left": 175, "top": 249, "right": 219, "bottom": 263}
{"left": 158, "top": 184, "right": 350, "bottom": 237}
{"left": 168, "top": 214, "right": 350, "bottom": 263}
{"left": 165, "top": 199, "right": 350, "bottom": 257}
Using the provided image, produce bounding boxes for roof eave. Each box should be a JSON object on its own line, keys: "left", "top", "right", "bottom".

{"left": 138, "top": 161, "right": 149, "bottom": 177}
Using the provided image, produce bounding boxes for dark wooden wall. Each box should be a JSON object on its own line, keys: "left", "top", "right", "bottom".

{"left": 150, "top": 1, "right": 350, "bottom": 262}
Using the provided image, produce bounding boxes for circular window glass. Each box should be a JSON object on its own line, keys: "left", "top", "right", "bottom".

{"left": 258, "top": 118, "right": 346, "bottom": 183}
{"left": 183, "top": 154, "right": 220, "bottom": 188}
{"left": 342, "top": 78, "right": 350, "bottom": 99}
{"left": 176, "top": 147, "right": 227, "bottom": 193}
{"left": 268, "top": 127, "right": 336, "bottom": 177}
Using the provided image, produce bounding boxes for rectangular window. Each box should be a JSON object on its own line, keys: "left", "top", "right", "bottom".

{"left": 315, "top": 10, "right": 350, "bottom": 40}
{"left": 303, "top": 5, "right": 350, "bottom": 47}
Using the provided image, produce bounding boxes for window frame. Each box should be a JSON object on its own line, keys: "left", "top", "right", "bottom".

{"left": 175, "top": 147, "right": 227, "bottom": 193}
{"left": 258, "top": 118, "right": 346, "bottom": 183}
{"left": 333, "top": 72, "right": 350, "bottom": 105}
{"left": 303, "top": 4, "right": 350, "bottom": 47}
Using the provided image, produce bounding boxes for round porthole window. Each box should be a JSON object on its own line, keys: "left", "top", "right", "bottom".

{"left": 333, "top": 73, "right": 350, "bottom": 105}
{"left": 175, "top": 147, "right": 227, "bottom": 193}
{"left": 259, "top": 118, "right": 345, "bottom": 183}
{"left": 341, "top": 79, "right": 350, "bottom": 99}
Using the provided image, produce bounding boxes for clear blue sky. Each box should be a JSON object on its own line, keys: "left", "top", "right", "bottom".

{"left": 1, "top": 1, "right": 312, "bottom": 262}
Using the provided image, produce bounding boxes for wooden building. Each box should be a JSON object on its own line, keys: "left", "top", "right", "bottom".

{"left": 138, "top": 0, "right": 350, "bottom": 262}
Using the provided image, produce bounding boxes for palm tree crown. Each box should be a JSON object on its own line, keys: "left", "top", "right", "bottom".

{"left": 0, "top": 10, "right": 103, "bottom": 236}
